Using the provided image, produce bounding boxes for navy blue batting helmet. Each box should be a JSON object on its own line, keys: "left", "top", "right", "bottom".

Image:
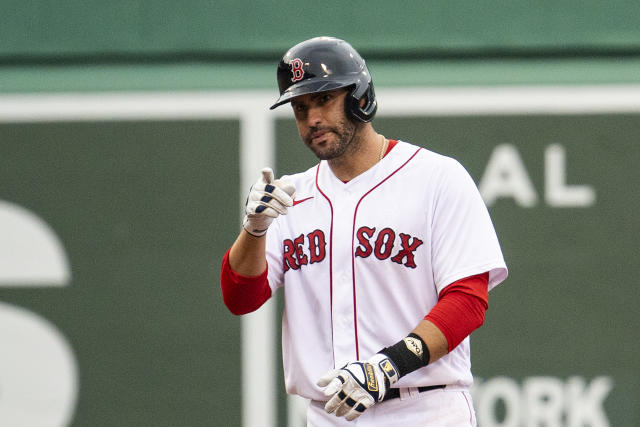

{"left": 270, "top": 36, "right": 377, "bottom": 122}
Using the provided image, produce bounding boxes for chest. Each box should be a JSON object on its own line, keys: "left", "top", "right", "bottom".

{"left": 279, "top": 181, "right": 433, "bottom": 273}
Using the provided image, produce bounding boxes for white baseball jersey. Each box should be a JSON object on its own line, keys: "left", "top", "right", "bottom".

{"left": 265, "top": 140, "right": 508, "bottom": 402}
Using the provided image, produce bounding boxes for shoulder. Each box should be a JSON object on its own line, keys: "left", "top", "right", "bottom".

{"left": 389, "top": 141, "right": 482, "bottom": 204}
{"left": 394, "top": 140, "right": 469, "bottom": 179}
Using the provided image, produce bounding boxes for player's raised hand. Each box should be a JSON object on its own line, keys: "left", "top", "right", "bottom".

{"left": 243, "top": 167, "right": 296, "bottom": 237}
{"left": 316, "top": 354, "right": 399, "bottom": 421}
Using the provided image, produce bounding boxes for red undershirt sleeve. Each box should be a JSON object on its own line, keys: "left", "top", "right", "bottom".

{"left": 424, "top": 272, "right": 489, "bottom": 353}
{"left": 220, "top": 248, "right": 272, "bottom": 315}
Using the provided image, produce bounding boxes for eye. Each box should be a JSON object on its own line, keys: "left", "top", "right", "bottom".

{"left": 292, "top": 103, "right": 308, "bottom": 119}
{"left": 319, "top": 93, "right": 332, "bottom": 104}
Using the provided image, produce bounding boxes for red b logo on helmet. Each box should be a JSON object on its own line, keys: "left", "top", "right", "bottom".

{"left": 290, "top": 58, "right": 305, "bottom": 82}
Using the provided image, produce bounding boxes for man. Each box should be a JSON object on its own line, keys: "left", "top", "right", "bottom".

{"left": 221, "top": 36, "right": 508, "bottom": 426}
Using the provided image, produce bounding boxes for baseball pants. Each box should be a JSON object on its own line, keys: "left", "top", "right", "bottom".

{"left": 307, "top": 387, "right": 476, "bottom": 426}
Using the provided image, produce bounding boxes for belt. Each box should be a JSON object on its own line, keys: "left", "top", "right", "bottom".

{"left": 384, "top": 384, "right": 446, "bottom": 401}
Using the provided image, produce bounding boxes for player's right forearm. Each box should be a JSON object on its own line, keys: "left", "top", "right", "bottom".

{"left": 228, "top": 230, "right": 268, "bottom": 277}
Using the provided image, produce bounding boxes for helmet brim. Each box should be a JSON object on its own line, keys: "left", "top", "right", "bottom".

{"left": 269, "top": 78, "right": 354, "bottom": 110}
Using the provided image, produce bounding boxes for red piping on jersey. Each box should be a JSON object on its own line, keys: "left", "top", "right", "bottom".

{"left": 350, "top": 146, "right": 423, "bottom": 359}
{"left": 314, "top": 164, "right": 336, "bottom": 367}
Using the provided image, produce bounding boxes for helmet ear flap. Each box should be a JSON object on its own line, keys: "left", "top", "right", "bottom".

{"left": 346, "top": 83, "right": 377, "bottom": 123}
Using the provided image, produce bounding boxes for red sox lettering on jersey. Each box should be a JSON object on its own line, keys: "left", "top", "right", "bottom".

{"left": 282, "top": 228, "right": 423, "bottom": 272}
{"left": 354, "top": 227, "right": 423, "bottom": 268}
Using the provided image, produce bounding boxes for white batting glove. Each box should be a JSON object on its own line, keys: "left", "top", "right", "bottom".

{"left": 316, "top": 354, "right": 399, "bottom": 421}
{"left": 243, "top": 167, "right": 295, "bottom": 237}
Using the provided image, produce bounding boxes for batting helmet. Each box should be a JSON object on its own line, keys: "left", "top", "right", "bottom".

{"left": 270, "top": 36, "right": 377, "bottom": 122}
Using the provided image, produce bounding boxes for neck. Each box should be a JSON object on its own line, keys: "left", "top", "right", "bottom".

{"left": 327, "top": 124, "right": 384, "bottom": 182}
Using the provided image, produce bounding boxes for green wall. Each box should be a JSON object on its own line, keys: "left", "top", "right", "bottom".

{"left": 3, "top": 1, "right": 640, "bottom": 60}
{"left": 0, "top": 119, "right": 242, "bottom": 426}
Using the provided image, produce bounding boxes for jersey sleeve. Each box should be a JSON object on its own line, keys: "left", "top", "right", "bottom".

{"left": 430, "top": 158, "right": 508, "bottom": 293}
{"left": 220, "top": 248, "right": 272, "bottom": 315}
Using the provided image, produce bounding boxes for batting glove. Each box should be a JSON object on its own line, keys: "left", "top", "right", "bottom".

{"left": 316, "top": 354, "right": 399, "bottom": 421}
{"left": 243, "top": 167, "right": 295, "bottom": 237}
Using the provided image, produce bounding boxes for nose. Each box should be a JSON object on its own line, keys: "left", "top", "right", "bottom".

{"left": 306, "top": 105, "right": 322, "bottom": 127}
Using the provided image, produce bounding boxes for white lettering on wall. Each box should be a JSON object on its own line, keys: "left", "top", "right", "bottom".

{"left": 0, "top": 199, "right": 78, "bottom": 426}
{"left": 472, "top": 376, "right": 613, "bottom": 427}
{"left": 476, "top": 376, "right": 522, "bottom": 427}
{"left": 545, "top": 144, "right": 596, "bottom": 207}
{"left": 479, "top": 144, "right": 596, "bottom": 208}
{"left": 0, "top": 200, "right": 71, "bottom": 285}
{"left": 0, "top": 302, "right": 78, "bottom": 427}
{"left": 479, "top": 144, "right": 538, "bottom": 208}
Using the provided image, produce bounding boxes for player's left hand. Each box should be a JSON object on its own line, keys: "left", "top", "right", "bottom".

{"left": 316, "top": 354, "right": 398, "bottom": 421}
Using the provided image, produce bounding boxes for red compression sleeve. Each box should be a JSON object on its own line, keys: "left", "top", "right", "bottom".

{"left": 424, "top": 272, "right": 489, "bottom": 352}
{"left": 220, "top": 248, "right": 272, "bottom": 315}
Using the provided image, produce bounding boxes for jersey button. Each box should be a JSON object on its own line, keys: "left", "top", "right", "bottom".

{"left": 340, "top": 317, "right": 350, "bottom": 328}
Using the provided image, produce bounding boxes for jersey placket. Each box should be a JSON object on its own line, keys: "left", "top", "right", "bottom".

{"left": 329, "top": 184, "right": 361, "bottom": 368}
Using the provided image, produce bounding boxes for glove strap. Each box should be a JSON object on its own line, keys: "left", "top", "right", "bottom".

{"left": 379, "top": 333, "right": 430, "bottom": 378}
{"left": 367, "top": 353, "right": 399, "bottom": 391}
{"left": 242, "top": 215, "right": 268, "bottom": 237}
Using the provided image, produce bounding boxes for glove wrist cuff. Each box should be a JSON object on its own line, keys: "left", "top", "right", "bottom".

{"left": 242, "top": 215, "right": 268, "bottom": 237}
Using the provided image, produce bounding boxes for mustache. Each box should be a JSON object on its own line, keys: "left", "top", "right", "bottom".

{"left": 306, "top": 126, "right": 336, "bottom": 142}
{"left": 309, "top": 125, "right": 333, "bottom": 134}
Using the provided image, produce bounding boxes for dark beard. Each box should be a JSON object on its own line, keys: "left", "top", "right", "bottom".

{"left": 305, "top": 119, "right": 359, "bottom": 160}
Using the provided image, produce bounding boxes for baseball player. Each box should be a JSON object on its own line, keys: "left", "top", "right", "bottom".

{"left": 221, "top": 36, "right": 508, "bottom": 426}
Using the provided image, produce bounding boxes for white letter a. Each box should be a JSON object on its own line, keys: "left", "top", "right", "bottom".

{"left": 479, "top": 144, "right": 538, "bottom": 207}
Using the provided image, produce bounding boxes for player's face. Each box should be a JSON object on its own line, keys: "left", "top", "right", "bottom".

{"left": 291, "top": 89, "right": 359, "bottom": 160}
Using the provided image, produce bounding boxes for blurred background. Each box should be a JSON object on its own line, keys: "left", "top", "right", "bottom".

{"left": 1, "top": 1, "right": 639, "bottom": 426}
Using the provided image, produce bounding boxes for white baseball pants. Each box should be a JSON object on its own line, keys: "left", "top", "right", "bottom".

{"left": 307, "top": 387, "right": 476, "bottom": 426}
